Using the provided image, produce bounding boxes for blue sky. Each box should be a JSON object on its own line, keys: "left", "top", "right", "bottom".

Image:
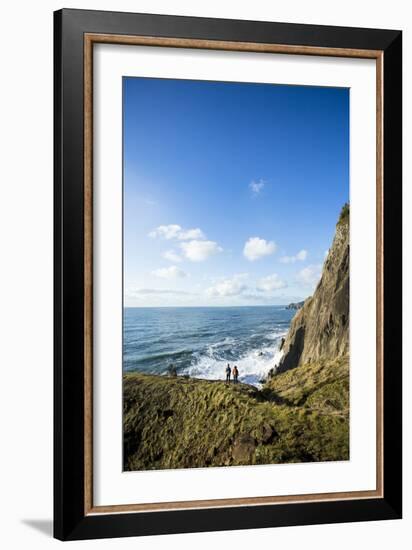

{"left": 123, "top": 77, "right": 349, "bottom": 307}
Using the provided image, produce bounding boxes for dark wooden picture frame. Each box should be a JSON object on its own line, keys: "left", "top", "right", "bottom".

{"left": 54, "top": 8, "right": 402, "bottom": 541}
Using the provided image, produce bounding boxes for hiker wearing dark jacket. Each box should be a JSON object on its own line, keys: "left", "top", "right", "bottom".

{"left": 225, "top": 364, "right": 231, "bottom": 383}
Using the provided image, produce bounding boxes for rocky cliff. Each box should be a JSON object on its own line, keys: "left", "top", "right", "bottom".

{"left": 276, "top": 206, "right": 349, "bottom": 373}
{"left": 122, "top": 206, "right": 350, "bottom": 471}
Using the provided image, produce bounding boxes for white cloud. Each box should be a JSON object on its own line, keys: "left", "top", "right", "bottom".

{"left": 149, "top": 224, "right": 205, "bottom": 241}
{"left": 163, "top": 249, "right": 182, "bottom": 263}
{"left": 144, "top": 198, "right": 157, "bottom": 206}
{"left": 249, "top": 179, "right": 265, "bottom": 195}
{"left": 180, "top": 240, "right": 223, "bottom": 262}
{"left": 126, "top": 288, "right": 193, "bottom": 296}
{"left": 243, "top": 237, "right": 276, "bottom": 261}
{"left": 150, "top": 224, "right": 223, "bottom": 262}
{"left": 178, "top": 227, "right": 205, "bottom": 240}
{"left": 280, "top": 249, "right": 308, "bottom": 264}
{"left": 148, "top": 224, "right": 180, "bottom": 240}
{"left": 206, "top": 274, "right": 248, "bottom": 297}
{"left": 257, "top": 273, "right": 287, "bottom": 292}
{"left": 296, "top": 264, "right": 322, "bottom": 287}
{"left": 152, "top": 265, "right": 187, "bottom": 279}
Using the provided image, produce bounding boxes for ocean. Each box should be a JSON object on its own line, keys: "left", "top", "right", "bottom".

{"left": 123, "top": 306, "right": 294, "bottom": 386}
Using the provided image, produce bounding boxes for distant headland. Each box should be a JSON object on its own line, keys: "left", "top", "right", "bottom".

{"left": 285, "top": 301, "right": 305, "bottom": 311}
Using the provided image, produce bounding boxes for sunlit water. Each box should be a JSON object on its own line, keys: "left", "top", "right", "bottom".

{"left": 123, "top": 306, "right": 294, "bottom": 387}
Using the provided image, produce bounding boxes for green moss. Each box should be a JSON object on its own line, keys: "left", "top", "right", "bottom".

{"left": 265, "top": 356, "right": 349, "bottom": 410}
{"left": 338, "top": 202, "right": 349, "bottom": 226}
{"left": 123, "top": 356, "right": 349, "bottom": 471}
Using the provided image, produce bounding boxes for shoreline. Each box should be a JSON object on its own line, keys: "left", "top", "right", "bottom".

{"left": 123, "top": 329, "right": 288, "bottom": 388}
{"left": 124, "top": 370, "right": 261, "bottom": 390}
{"left": 123, "top": 355, "right": 349, "bottom": 471}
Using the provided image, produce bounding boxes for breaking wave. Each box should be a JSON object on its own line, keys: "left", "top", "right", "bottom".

{"left": 123, "top": 306, "right": 294, "bottom": 387}
{"left": 180, "top": 331, "right": 286, "bottom": 386}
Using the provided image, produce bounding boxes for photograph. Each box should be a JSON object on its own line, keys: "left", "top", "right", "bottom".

{"left": 50, "top": 6, "right": 402, "bottom": 541}
{"left": 122, "top": 77, "right": 350, "bottom": 471}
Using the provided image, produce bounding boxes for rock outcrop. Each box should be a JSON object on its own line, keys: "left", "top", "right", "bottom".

{"left": 277, "top": 206, "right": 349, "bottom": 373}
{"left": 286, "top": 301, "right": 304, "bottom": 310}
{"left": 122, "top": 205, "right": 351, "bottom": 471}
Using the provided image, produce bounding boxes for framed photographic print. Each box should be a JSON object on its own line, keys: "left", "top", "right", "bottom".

{"left": 54, "top": 9, "right": 402, "bottom": 541}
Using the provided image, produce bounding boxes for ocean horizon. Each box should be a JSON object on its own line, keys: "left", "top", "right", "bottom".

{"left": 124, "top": 304, "right": 297, "bottom": 309}
{"left": 123, "top": 305, "right": 295, "bottom": 386}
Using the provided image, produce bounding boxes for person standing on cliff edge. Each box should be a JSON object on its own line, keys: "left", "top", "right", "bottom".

{"left": 225, "top": 364, "right": 231, "bottom": 383}
{"left": 233, "top": 365, "right": 239, "bottom": 384}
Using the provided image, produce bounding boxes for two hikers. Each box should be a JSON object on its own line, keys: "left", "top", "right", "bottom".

{"left": 225, "top": 364, "right": 239, "bottom": 384}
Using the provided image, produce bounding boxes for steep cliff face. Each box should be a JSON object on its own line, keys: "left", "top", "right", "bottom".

{"left": 122, "top": 207, "right": 351, "bottom": 471}
{"left": 277, "top": 209, "right": 349, "bottom": 373}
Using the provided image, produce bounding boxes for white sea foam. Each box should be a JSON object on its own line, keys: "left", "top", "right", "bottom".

{"left": 182, "top": 330, "right": 287, "bottom": 387}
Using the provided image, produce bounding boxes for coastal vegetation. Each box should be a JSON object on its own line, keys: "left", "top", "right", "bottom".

{"left": 124, "top": 356, "right": 349, "bottom": 471}
{"left": 338, "top": 202, "right": 349, "bottom": 225}
{"left": 123, "top": 207, "right": 350, "bottom": 471}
